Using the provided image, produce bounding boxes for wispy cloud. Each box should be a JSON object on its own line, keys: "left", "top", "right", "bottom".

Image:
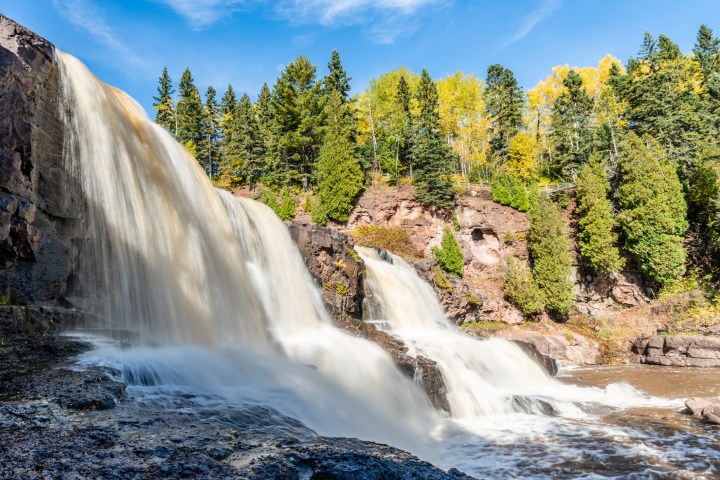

{"left": 151, "top": 0, "right": 253, "bottom": 28}
{"left": 154, "top": 0, "right": 446, "bottom": 43}
{"left": 52, "top": 0, "right": 151, "bottom": 71}
{"left": 499, "top": 0, "right": 562, "bottom": 49}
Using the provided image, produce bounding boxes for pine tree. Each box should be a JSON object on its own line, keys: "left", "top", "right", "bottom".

{"left": 503, "top": 256, "right": 544, "bottom": 314}
{"left": 432, "top": 226, "right": 464, "bottom": 277}
{"left": 528, "top": 193, "right": 574, "bottom": 315}
{"left": 687, "top": 149, "right": 720, "bottom": 278}
{"left": 220, "top": 85, "right": 237, "bottom": 148}
{"left": 236, "top": 94, "right": 265, "bottom": 189}
{"left": 617, "top": 133, "right": 688, "bottom": 286}
{"left": 324, "top": 50, "right": 351, "bottom": 102}
{"left": 199, "top": 86, "right": 220, "bottom": 177}
{"left": 694, "top": 25, "right": 720, "bottom": 82}
{"left": 411, "top": 69, "right": 456, "bottom": 209}
{"left": 575, "top": 154, "right": 624, "bottom": 274}
{"left": 315, "top": 92, "right": 364, "bottom": 222}
{"left": 256, "top": 82, "right": 272, "bottom": 143}
{"left": 484, "top": 64, "right": 524, "bottom": 160}
{"left": 548, "top": 70, "right": 594, "bottom": 179}
{"left": 152, "top": 66, "right": 175, "bottom": 134}
{"left": 396, "top": 75, "right": 413, "bottom": 178}
{"left": 176, "top": 68, "right": 203, "bottom": 156}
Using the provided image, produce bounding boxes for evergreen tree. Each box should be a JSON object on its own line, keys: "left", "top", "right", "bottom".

{"left": 411, "top": 69, "right": 456, "bottom": 209}
{"left": 324, "top": 50, "right": 351, "bottom": 102}
{"left": 256, "top": 82, "right": 273, "bottom": 143}
{"left": 432, "top": 226, "right": 464, "bottom": 277}
{"left": 221, "top": 93, "right": 264, "bottom": 191}
{"left": 617, "top": 133, "right": 688, "bottom": 286}
{"left": 199, "top": 86, "right": 220, "bottom": 176}
{"left": 503, "top": 256, "right": 544, "bottom": 314}
{"left": 528, "top": 193, "right": 574, "bottom": 315}
{"left": 575, "top": 154, "right": 624, "bottom": 274}
{"left": 152, "top": 66, "right": 175, "bottom": 134}
{"left": 548, "top": 70, "right": 594, "bottom": 179}
{"left": 220, "top": 85, "right": 237, "bottom": 148}
{"left": 267, "top": 56, "right": 324, "bottom": 188}
{"left": 686, "top": 148, "right": 720, "bottom": 278}
{"left": 694, "top": 25, "right": 720, "bottom": 82}
{"left": 396, "top": 75, "right": 413, "bottom": 178}
{"left": 315, "top": 92, "right": 364, "bottom": 222}
{"left": 484, "top": 64, "right": 524, "bottom": 160}
{"left": 176, "top": 68, "right": 203, "bottom": 156}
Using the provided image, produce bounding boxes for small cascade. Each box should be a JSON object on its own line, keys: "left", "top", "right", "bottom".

{"left": 356, "top": 246, "right": 660, "bottom": 418}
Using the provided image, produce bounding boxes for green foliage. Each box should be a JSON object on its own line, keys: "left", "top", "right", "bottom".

{"left": 316, "top": 93, "right": 364, "bottom": 222}
{"left": 351, "top": 225, "right": 418, "bottom": 259}
{"left": 485, "top": 64, "right": 524, "bottom": 159}
{"left": 575, "top": 155, "right": 624, "bottom": 274}
{"left": 432, "top": 226, "right": 464, "bottom": 277}
{"left": 491, "top": 174, "right": 530, "bottom": 211}
{"left": 617, "top": 133, "right": 688, "bottom": 286}
{"left": 433, "top": 266, "right": 452, "bottom": 292}
{"left": 152, "top": 66, "right": 175, "bottom": 135}
{"left": 411, "top": 69, "right": 456, "bottom": 209}
{"left": 687, "top": 149, "right": 720, "bottom": 278}
{"left": 503, "top": 256, "right": 545, "bottom": 314}
{"left": 528, "top": 194, "right": 574, "bottom": 315}
{"left": 452, "top": 211, "right": 461, "bottom": 231}
{"left": 261, "top": 188, "right": 296, "bottom": 221}
{"left": 503, "top": 230, "right": 516, "bottom": 245}
{"left": 176, "top": 68, "right": 203, "bottom": 149}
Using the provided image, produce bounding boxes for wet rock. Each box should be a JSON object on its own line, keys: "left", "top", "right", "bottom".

{"left": 288, "top": 222, "right": 364, "bottom": 322}
{"left": 633, "top": 335, "right": 720, "bottom": 367}
{"left": 413, "top": 259, "right": 483, "bottom": 325}
{"left": 512, "top": 340, "right": 559, "bottom": 376}
{"left": 684, "top": 397, "right": 720, "bottom": 425}
{"left": 0, "top": 14, "right": 85, "bottom": 307}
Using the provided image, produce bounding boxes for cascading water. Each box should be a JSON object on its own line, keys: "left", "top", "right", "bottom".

{"left": 356, "top": 246, "right": 664, "bottom": 417}
{"left": 56, "top": 50, "right": 437, "bottom": 455}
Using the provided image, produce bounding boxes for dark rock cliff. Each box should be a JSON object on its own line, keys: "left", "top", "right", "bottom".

{"left": 0, "top": 14, "right": 83, "bottom": 306}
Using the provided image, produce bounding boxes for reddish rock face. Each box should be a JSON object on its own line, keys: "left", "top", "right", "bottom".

{"left": 633, "top": 335, "right": 720, "bottom": 367}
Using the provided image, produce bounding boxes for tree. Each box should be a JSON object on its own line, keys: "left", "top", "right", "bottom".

{"left": 694, "top": 25, "right": 720, "bottom": 82}
{"left": 324, "top": 49, "right": 351, "bottom": 102}
{"left": 220, "top": 93, "right": 264, "bottom": 191}
{"left": 617, "top": 133, "right": 688, "bottom": 286}
{"left": 432, "top": 226, "right": 464, "bottom": 277}
{"left": 411, "top": 69, "right": 456, "bottom": 209}
{"left": 548, "top": 69, "right": 594, "bottom": 179}
{"left": 506, "top": 132, "right": 537, "bottom": 180}
{"left": 219, "top": 85, "right": 237, "bottom": 149}
{"left": 266, "top": 56, "right": 324, "bottom": 188}
{"left": 484, "top": 64, "right": 524, "bottom": 160}
{"left": 437, "top": 72, "right": 487, "bottom": 180}
{"left": 503, "top": 256, "right": 544, "bottom": 314}
{"left": 199, "top": 86, "right": 220, "bottom": 176}
{"left": 315, "top": 92, "right": 364, "bottom": 222}
{"left": 256, "top": 82, "right": 273, "bottom": 143}
{"left": 528, "top": 193, "right": 574, "bottom": 315}
{"left": 176, "top": 67, "right": 203, "bottom": 157}
{"left": 152, "top": 66, "right": 175, "bottom": 134}
{"left": 686, "top": 148, "right": 720, "bottom": 278}
{"left": 575, "top": 154, "right": 624, "bottom": 274}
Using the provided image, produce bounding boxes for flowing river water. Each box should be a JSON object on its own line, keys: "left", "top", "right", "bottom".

{"left": 56, "top": 49, "right": 719, "bottom": 479}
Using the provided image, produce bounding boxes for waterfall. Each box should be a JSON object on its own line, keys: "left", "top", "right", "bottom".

{"left": 356, "top": 246, "right": 660, "bottom": 418}
{"left": 57, "top": 52, "right": 266, "bottom": 346}
{"left": 56, "top": 50, "right": 437, "bottom": 454}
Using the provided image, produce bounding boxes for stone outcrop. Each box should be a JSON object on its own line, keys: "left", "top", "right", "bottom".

{"left": 413, "top": 259, "right": 484, "bottom": 325}
{"left": 632, "top": 335, "right": 720, "bottom": 367}
{"left": 499, "top": 331, "right": 600, "bottom": 366}
{"left": 685, "top": 397, "right": 720, "bottom": 425}
{"left": 287, "top": 222, "right": 365, "bottom": 322}
{"left": 0, "top": 14, "right": 83, "bottom": 307}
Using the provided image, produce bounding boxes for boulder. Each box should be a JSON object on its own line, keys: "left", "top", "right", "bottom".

{"left": 684, "top": 397, "right": 720, "bottom": 425}
{"left": 413, "top": 259, "right": 484, "bottom": 325}
{"left": 634, "top": 335, "right": 720, "bottom": 367}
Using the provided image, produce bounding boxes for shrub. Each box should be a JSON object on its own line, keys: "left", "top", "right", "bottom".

{"left": 432, "top": 226, "right": 464, "bottom": 277}
{"left": 528, "top": 193, "right": 574, "bottom": 315}
{"left": 261, "top": 188, "right": 297, "bottom": 221}
{"left": 491, "top": 174, "right": 530, "bottom": 212}
{"left": 503, "top": 256, "right": 545, "bottom": 314}
{"left": 617, "top": 134, "right": 688, "bottom": 286}
{"left": 351, "top": 225, "right": 418, "bottom": 259}
{"left": 575, "top": 155, "right": 624, "bottom": 274}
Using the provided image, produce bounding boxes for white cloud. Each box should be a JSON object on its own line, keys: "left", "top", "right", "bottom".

{"left": 151, "top": 0, "right": 252, "bottom": 28}
{"left": 154, "top": 0, "right": 445, "bottom": 43}
{"left": 499, "top": 0, "right": 562, "bottom": 49}
{"left": 52, "top": 0, "right": 151, "bottom": 71}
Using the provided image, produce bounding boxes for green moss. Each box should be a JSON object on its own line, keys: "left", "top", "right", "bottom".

{"left": 345, "top": 247, "right": 361, "bottom": 263}
{"left": 351, "top": 225, "right": 418, "bottom": 259}
{"left": 434, "top": 266, "right": 452, "bottom": 292}
{"left": 465, "top": 291, "right": 480, "bottom": 306}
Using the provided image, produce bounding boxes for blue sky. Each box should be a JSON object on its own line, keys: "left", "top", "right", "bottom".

{"left": 3, "top": 0, "right": 720, "bottom": 115}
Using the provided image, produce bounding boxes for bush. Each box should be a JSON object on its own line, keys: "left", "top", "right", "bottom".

{"left": 351, "top": 225, "right": 419, "bottom": 259}
{"left": 503, "top": 256, "right": 545, "bottom": 314}
{"left": 528, "top": 193, "right": 574, "bottom": 315}
{"left": 491, "top": 174, "right": 530, "bottom": 212}
{"left": 432, "top": 226, "right": 464, "bottom": 277}
{"left": 261, "top": 188, "right": 296, "bottom": 221}
{"left": 617, "top": 134, "right": 688, "bottom": 286}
